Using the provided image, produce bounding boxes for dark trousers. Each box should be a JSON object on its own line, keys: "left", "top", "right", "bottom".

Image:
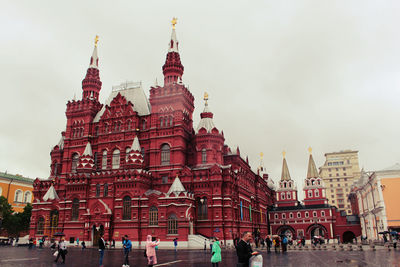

{"left": 212, "top": 263, "right": 219, "bottom": 267}
{"left": 55, "top": 249, "right": 65, "bottom": 263}
{"left": 124, "top": 250, "right": 129, "bottom": 265}
{"left": 267, "top": 245, "right": 271, "bottom": 252}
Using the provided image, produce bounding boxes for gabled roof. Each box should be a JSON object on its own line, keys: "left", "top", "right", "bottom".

{"left": 167, "top": 176, "right": 186, "bottom": 195}
{"left": 93, "top": 82, "right": 151, "bottom": 122}
{"left": 43, "top": 185, "right": 59, "bottom": 201}
{"left": 131, "top": 136, "right": 141, "bottom": 152}
{"left": 82, "top": 142, "right": 93, "bottom": 156}
{"left": 281, "top": 157, "right": 291, "bottom": 181}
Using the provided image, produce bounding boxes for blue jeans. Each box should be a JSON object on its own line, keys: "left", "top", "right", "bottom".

{"left": 99, "top": 249, "right": 104, "bottom": 265}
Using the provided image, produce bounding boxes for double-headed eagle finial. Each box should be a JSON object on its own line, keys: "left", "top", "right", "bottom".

{"left": 171, "top": 17, "right": 178, "bottom": 29}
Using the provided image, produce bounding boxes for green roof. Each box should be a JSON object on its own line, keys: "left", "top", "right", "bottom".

{"left": 0, "top": 172, "right": 34, "bottom": 184}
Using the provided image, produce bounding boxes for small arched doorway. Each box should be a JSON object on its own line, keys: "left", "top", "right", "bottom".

{"left": 342, "top": 231, "right": 356, "bottom": 243}
{"left": 307, "top": 224, "right": 327, "bottom": 239}
{"left": 92, "top": 224, "right": 104, "bottom": 246}
{"left": 276, "top": 225, "right": 296, "bottom": 239}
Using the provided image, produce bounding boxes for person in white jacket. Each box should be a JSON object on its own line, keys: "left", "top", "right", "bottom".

{"left": 54, "top": 237, "right": 67, "bottom": 264}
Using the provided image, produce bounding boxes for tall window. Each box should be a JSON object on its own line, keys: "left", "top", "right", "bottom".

{"left": 24, "top": 191, "right": 32, "bottom": 203}
{"left": 102, "top": 150, "right": 107, "bottom": 169}
{"left": 71, "top": 153, "right": 79, "bottom": 173}
{"left": 71, "top": 198, "right": 79, "bottom": 221}
{"left": 201, "top": 148, "right": 207, "bottom": 164}
{"left": 168, "top": 213, "right": 178, "bottom": 234}
{"left": 50, "top": 210, "right": 59, "bottom": 233}
{"left": 94, "top": 152, "right": 99, "bottom": 170}
{"left": 197, "top": 198, "right": 208, "bottom": 220}
{"left": 149, "top": 206, "right": 158, "bottom": 226}
{"left": 141, "top": 148, "right": 145, "bottom": 160}
{"left": 104, "top": 184, "right": 108, "bottom": 197}
{"left": 123, "top": 196, "right": 131, "bottom": 220}
{"left": 36, "top": 217, "right": 44, "bottom": 235}
{"left": 125, "top": 147, "right": 130, "bottom": 161}
{"left": 96, "top": 184, "right": 100, "bottom": 197}
{"left": 160, "top": 117, "right": 164, "bottom": 127}
{"left": 14, "top": 190, "right": 23, "bottom": 202}
{"left": 161, "top": 144, "right": 170, "bottom": 165}
{"left": 112, "top": 149, "right": 120, "bottom": 169}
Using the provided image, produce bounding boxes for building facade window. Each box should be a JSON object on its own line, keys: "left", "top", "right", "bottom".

{"left": 297, "top": 212, "right": 301, "bottom": 218}
{"left": 71, "top": 198, "right": 79, "bottom": 221}
{"left": 71, "top": 153, "right": 79, "bottom": 173}
{"left": 149, "top": 206, "right": 158, "bottom": 226}
{"left": 305, "top": 212, "right": 309, "bottom": 218}
{"left": 104, "top": 183, "right": 108, "bottom": 197}
{"left": 24, "top": 191, "right": 32, "bottom": 203}
{"left": 112, "top": 149, "right": 120, "bottom": 169}
{"left": 161, "top": 144, "right": 170, "bottom": 165}
{"left": 313, "top": 211, "right": 317, "bottom": 217}
{"left": 125, "top": 147, "right": 130, "bottom": 161}
{"left": 167, "top": 213, "right": 178, "bottom": 234}
{"left": 102, "top": 150, "right": 107, "bottom": 169}
{"left": 14, "top": 189, "right": 23, "bottom": 202}
{"left": 36, "top": 217, "right": 45, "bottom": 235}
{"left": 96, "top": 184, "right": 100, "bottom": 197}
{"left": 123, "top": 196, "right": 131, "bottom": 220}
{"left": 197, "top": 198, "right": 208, "bottom": 220}
{"left": 201, "top": 148, "right": 207, "bottom": 164}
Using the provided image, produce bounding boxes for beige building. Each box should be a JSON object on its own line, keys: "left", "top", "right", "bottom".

{"left": 319, "top": 150, "right": 360, "bottom": 215}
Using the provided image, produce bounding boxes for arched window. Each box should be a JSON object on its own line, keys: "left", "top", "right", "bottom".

{"left": 127, "top": 120, "right": 131, "bottom": 130}
{"left": 167, "top": 213, "right": 178, "bottom": 234}
{"left": 71, "top": 198, "right": 79, "bottom": 221}
{"left": 297, "top": 212, "right": 301, "bottom": 218}
{"left": 123, "top": 196, "right": 131, "bottom": 220}
{"left": 14, "top": 189, "right": 23, "bottom": 202}
{"left": 36, "top": 217, "right": 45, "bottom": 235}
{"left": 0, "top": 187, "right": 2, "bottom": 196}
{"left": 321, "top": 211, "right": 325, "bottom": 217}
{"left": 281, "top": 192, "right": 285, "bottom": 200}
{"left": 71, "top": 153, "right": 79, "bottom": 173}
{"left": 96, "top": 184, "right": 100, "bottom": 197}
{"left": 197, "top": 198, "right": 208, "bottom": 220}
{"left": 282, "top": 213, "right": 286, "bottom": 219}
{"left": 315, "top": 189, "right": 319, "bottom": 197}
{"left": 169, "top": 117, "right": 173, "bottom": 126}
{"left": 283, "top": 182, "right": 287, "bottom": 188}
{"left": 142, "top": 120, "right": 146, "bottom": 130}
{"left": 50, "top": 210, "right": 59, "bottom": 233}
{"left": 201, "top": 148, "right": 207, "bottom": 164}
{"left": 160, "top": 117, "right": 164, "bottom": 127}
{"left": 161, "top": 144, "right": 170, "bottom": 165}
{"left": 104, "top": 184, "right": 108, "bottom": 197}
{"left": 305, "top": 212, "right": 309, "bottom": 218}
{"left": 313, "top": 211, "right": 317, "bottom": 217}
{"left": 104, "top": 123, "right": 108, "bottom": 133}
{"left": 125, "top": 147, "right": 130, "bottom": 161}
{"left": 102, "top": 150, "right": 107, "bottom": 169}
{"left": 141, "top": 148, "right": 145, "bottom": 160}
{"left": 24, "top": 191, "right": 32, "bottom": 203}
{"left": 149, "top": 206, "right": 158, "bottom": 226}
{"left": 308, "top": 190, "right": 313, "bottom": 198}
{"left": 286, "top": 192, "right": 291, "bottom": 199}
{"left": 112, "top": 149, "right": 120, "bottom": 169}
{"left": 289, "top": 213, "right": 293, "bottom": 218}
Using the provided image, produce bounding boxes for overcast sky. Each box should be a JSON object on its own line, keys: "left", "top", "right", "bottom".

{"left": 1, "top": 1, "right": 400, "bottom": 196}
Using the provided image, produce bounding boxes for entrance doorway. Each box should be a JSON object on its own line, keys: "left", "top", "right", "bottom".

{"left": 92, "top": 224, "right": 104, "bottom": 246}
{"left": 342, "top": 231, "right": 356, "bottom": 243}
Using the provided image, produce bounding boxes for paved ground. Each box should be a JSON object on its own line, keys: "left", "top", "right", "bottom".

{"left": 0, "top": 246, "right": 400, "bottom": 267}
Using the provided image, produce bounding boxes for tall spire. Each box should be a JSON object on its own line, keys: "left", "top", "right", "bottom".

{"left": 281, "top": 151, "right": 291, "bottom": 181}
{"left": 162, "top": 18, "right": 184, "bottom": 86}
{"left": 82, "top": 35, "right": 102, "bottom": 100}
{"left": 306, "top": 147, "right": 319, "bottom": 179}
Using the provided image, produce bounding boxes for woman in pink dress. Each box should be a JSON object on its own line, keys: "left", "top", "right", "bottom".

{"left": 146, "top": 235, "right": 160, "bottom": 267}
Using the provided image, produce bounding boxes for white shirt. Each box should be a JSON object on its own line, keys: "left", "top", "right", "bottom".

{"left": 59, "top": 241, "right": 67, "bottom": 250}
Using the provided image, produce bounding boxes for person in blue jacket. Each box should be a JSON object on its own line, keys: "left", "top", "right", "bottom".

{"left": 122, "top": 235, "right": 132, "bottom": 267}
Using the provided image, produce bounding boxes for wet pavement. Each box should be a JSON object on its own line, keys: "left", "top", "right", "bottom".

{"left": 0, "top": 246, "right": 400, "bottom": 267}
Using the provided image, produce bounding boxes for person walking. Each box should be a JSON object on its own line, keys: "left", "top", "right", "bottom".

{"left": 173, "top": 238, "right": 178, "bottom": 252}
{"left": 236, "top": 231, "right": 258, "bottom": 267}
{"left": 282, "top": 236, "right": 288, "bottom": 253}
{"left": 81, "top": 240, "right": 86, "bottom": 250}
{"left": 122, "top": 235, "right": 132, "bottom": 267}
{"left": 146, "top": 235, "right": 160, "bottom": 267}
{"left": 54, "top": 237, "right": 67, "bottom": 264}
{"left": 211, "top": 237, "right": 222, "bottom": 267}
{"left": 266, "top": 236, "right": 272, "bottom": 253}
{"left": 274, "top": 237, "right": 280, "bottom": 253}
{"left": 99, "top": 233, "right": 106, "bottom": 267}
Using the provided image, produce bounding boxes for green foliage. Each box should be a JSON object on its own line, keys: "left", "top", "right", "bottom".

{"left": 0, "top": 197, "right": 32, "bottom": 237}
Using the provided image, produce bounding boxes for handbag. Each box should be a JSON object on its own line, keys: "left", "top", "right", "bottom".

{"left": 53, "top": 251, "right": 59, "bottom": 257}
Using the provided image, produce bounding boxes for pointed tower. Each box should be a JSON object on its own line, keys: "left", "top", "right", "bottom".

{"left": 303, "top": 147, "right": 328, "bottom": 206}
{"left": 126, "top": 136, "right": 144, "bottom": 169}
{"left": 82, "top": 35, "right": 102, "bottom": 100}
{"left": 275, "top": 152, "right": 298, "bottom": 207}
{"left": 77, "top": 142, "right": 95, "bottom": 172}
{"left": 162, "top": 17, "right": 184, "bottom": 86}
{"left": 194, "top": 92, "right": 225, "bottom": 165}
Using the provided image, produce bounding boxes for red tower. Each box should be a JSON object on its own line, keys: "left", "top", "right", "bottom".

{"left": 303, "top": 148, "right": 328, "bottom": 206}
{"left": 275, "top": 153, "right": 298, "bottom": 207}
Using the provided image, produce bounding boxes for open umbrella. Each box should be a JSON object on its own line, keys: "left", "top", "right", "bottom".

{"left": 390, "top": 231, "right": 398, "bottom": 235}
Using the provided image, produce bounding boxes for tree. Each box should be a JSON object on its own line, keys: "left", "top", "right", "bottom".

{"left": 0, "top": 197, "right": 32, "bottom": 237}
{"left": 0, "top": 196, "right": 13, "bottom": 230}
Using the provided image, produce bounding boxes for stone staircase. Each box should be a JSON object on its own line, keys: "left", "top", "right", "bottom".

{"left": 188, "top": 234, "right": 209, "bottom": 249}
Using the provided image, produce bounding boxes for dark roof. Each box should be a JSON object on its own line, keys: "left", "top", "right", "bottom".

{"left": 271, "top": 203, "right": 332, "bottom": 212}
{"left": 0, "top": 172, "right": 34, "bottom": 184}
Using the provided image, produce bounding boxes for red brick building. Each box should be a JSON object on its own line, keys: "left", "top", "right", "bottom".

{"left": 269, "top": 151, "right": 361, "bottom": 243}
{"left": 29, "top": 23, "right": 275, "bottom": 247}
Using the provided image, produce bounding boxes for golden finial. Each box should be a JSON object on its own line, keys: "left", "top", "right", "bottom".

{"left": 94, "top": 35, "right": 99, "bottom": 47}
{"left": 171, "top": 17, "right": 178, "bottom": 29}
{"left": 308, "top": 147, "right": 312, "bottom": 154}
{"left": 204, "top": 92, "right": 209, "bottom": 105}
{"left": 260, "top": 152, "right": 264, "bottom": 159}
{"left": 282, "top": 151, "right": 286, "bottom": 158}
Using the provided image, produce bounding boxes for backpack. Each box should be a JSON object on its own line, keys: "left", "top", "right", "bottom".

{"left": 282, "top": 237, "right": 288, "bottom": 244}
